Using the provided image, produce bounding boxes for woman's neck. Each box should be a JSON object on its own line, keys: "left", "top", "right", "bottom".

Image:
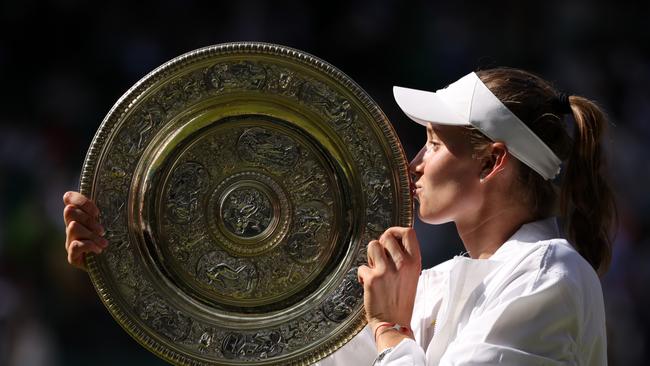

{"left": 455, "top": 203, "right": 535, "bottom": 259}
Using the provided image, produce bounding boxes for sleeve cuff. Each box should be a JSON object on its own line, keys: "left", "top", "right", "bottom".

{"left": 374, "top": 338, "right": 426, "bottom": 365}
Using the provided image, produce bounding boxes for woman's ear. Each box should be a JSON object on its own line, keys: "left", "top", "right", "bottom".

{"left": 479, "top": 142, "right": 509, "bottom": 181}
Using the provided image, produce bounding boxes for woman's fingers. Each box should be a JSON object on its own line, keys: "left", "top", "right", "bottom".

{"left": 367, "top": 240, "right": 387, "bottom": 272}
{"left": 68, "top": 239, "right": 103, "bottom": 270}
{"left": 359, "top": 228, "right": 421, "bottom": 337}
{"left": 62, "top": 191, "right": 100, "bottom": 218}
{"left": 63, "top": 191, "right": 106, "bottom": 271}
{"left": 382, "top": 227, "right": 421, "bottom": 263}
{"left": 63, "top": 205, "right": 104, "bottom": 236}
{"left": 65, "top": 220, "right": 108, "bottom": 251}
{"left": 367, "top": 227, "right": 422, "bottom": 272}
{"left": 379, "top": 231, "right": 405, "bottom": 269}
{"left": 357, "top": 264, "right": 371, "bottom": 285}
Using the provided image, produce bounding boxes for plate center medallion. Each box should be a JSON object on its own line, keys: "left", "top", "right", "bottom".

{"left": 221, "top": 185, "right": 273, "bottom": 238}
{"left": 208, "top": 170, "right": 290, "bottom": 257}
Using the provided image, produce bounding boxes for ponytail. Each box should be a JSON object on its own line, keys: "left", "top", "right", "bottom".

{"left": 475, "top": 67, "right": 617, "bottom": 276}
{"left": 561, "top": 96, "right": 616, "bottom": 275}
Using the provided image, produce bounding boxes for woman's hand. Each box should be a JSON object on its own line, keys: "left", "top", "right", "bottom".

{"left": 62, "top": 191, "right": 107, "bottom": 270}
{"left": 357, "top": 227, "right": 422, "bottom": 351}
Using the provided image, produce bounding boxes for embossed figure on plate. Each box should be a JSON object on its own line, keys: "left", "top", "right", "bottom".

{"left": 221, "top": 187, "right": 273, "bottom": 237}
{"left": 137, "top": 293, "right": 193, "bottom": 342}
{"left": 221, "top": 330, "right": 284, "bottom": 360}
{"left": 166, "top": 161, "right": 209, "bottom": 224}
{"left": 206, "top": 61, "right": 268, "bottom": 91}
{"left": 237, "top": 127, "right": 300, "bottom": 170}
{"left": 197, "top": 251, "right": 259, "bottom": 298}
{"left": 285, "top": 204, "right": 330, "bottom": 263}
{"left": 321, "top": 268, "right": 364, "bottom": 323}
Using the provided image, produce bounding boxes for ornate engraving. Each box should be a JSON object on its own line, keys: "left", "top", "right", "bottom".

{"left": 113, "top": 101, "right": 167, "bottom": 156}
{"left": 167, "top": 232, "right": 208, "bottom": 265}
{"left": 285, "top": 203, "right": 330, "bottom": 263}
{"left": 96, "top": 189, "right": 126, "bottom": 237}
{"left": 179, "top": 70, "right": 206, "bottom": 103}
{"left": 278, "top": 308, "right": 333, "bottom": 348}
{"left": 221, "top": 187, "right": 272, "bottom": 237}
{"left": 300, "top": 80, "right": 354, "bottom": 129}
{"left": 204, "top": 131, "right": 238, "bottom": 177}
{"left": 364, "top": 169, "right": 392, "bottom": 233}
{"left": 206, "top": 170, "right": 291, "bottom": 257}
{"left": 134, "top": 103, "right": 166, "bottom": 150}
{"left": 137, "top": 293, "right": 192, "bottom": 342}
{"left": 264, "top": 66, "right": 305, "bottom": 97}
{"left": 205, "top": 61, "right": 268, "bottom": 91}
{"left": 166, "top": 161, "right": 209, "bottom": 224}
{"left": 221, "top": 330, "right": 284, "bottom": 359}
{"left": 290, "top": 159, "right": 330, "bottom": 201}
{"left": 198, "top": 330, "right": 214, "bottom": 354}
{"left": 322, "top": 268, "right": 364, "bottom": 322}
{"left": 236, "top": 127, "right": 300, "bottom": 170}
{"left": 196, "top": 251, "right": 258, "bottom": 298}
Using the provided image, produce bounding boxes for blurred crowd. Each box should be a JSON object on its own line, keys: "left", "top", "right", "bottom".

{"left": 1, "top": 0, "right": 648, "bottom": 365}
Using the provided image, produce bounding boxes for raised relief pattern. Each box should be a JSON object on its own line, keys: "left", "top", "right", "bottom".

{"left": 221, "top": 187, "right": 273, "bottom": 238}
{"left": 166, "top": 161, "right": 209, "bottom": 224}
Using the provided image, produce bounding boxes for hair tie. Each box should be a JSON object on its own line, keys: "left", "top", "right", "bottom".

{"left": 556, "top": 92, "right": 572, "bottom": 114}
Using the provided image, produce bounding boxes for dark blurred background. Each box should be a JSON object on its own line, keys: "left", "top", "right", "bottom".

{"left": 1, "top": 0, "right": 649, "bottom": 365}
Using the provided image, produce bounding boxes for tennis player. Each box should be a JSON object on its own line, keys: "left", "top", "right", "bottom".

{"left": 63, "top": 67, "right": 614, "bottom": 365}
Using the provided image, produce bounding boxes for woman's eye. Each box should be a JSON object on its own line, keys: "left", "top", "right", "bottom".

{"left": 426, "top": 141, "right": 440, "bottom": 151}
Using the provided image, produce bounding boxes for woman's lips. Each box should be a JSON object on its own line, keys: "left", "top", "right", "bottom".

{"left": 411, "top": 182, "right": 419, "bottom": 197}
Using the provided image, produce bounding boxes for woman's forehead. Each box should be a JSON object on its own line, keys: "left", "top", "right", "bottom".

{"left": 430, "top": 124, "right": 474, "bottom": 152}
{"left": 427, "top": 123, "right": 444, "bottom": 136}
{"left": 428, "top": 123, "right": 456, "bottom": 138}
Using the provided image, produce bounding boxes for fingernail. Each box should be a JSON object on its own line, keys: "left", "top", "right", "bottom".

{"left": 99, "top": 226, "right": 106, "bottom": 236}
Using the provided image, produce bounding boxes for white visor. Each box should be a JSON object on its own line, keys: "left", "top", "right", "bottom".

{"left": 393, "top": 72, "right": 561, "bottom": 180}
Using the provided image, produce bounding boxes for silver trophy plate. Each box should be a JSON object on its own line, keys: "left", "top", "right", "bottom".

{"left": 79, "top": 42, "right": 412, "bottom": 365}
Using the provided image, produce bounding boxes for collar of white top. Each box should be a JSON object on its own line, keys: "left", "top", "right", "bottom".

{"left": 393, "top": 72, "right": 562, "bottom": 180}
{"left": 489, "top": 217, "right": 564, "bottom": 262}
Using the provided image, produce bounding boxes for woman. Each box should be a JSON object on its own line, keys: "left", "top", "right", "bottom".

{"left": 63, "top": 68, "right": 615, "bottom": 365}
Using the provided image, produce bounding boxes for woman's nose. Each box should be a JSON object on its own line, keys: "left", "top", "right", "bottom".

{"left": 409, "top": 147, "right": 425, "bottom": 178}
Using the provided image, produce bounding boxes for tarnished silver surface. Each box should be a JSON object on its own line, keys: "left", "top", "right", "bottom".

{"left": 80, "top": 42, "right": 412, "bottom": 365}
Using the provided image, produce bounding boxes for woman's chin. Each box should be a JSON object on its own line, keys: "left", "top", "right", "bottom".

{"left": 416, "top": 206, "right": 451, "bottom": 225}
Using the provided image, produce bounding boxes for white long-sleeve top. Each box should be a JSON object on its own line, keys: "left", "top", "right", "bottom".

{"left": 315, "top": 218, "right": 607, "bottom": 365}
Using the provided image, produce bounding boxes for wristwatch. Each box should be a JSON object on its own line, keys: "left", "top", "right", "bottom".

{"left": 373, "top": 347, "right": 394, "bottom": 365}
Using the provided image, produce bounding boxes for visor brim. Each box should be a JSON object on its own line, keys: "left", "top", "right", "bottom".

{"left": 393, "top": 86, "right": 469, "bottom": 127}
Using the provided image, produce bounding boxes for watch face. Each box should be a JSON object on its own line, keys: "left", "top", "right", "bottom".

{"left": 80, "top": 42, "right": 412, "bottom": 365}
